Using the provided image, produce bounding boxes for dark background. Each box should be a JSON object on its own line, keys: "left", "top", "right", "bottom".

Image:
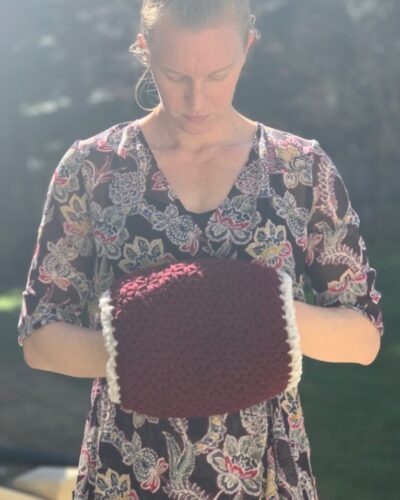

{"left": 0, "top": 0, "right": 399, "bottom": 497}
{"left": 1, "top": 0, "right": 399, "bottom": 288}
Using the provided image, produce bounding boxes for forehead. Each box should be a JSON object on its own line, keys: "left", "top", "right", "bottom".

{"left": 149, "top": 19, "right": 243, "bottom": 73}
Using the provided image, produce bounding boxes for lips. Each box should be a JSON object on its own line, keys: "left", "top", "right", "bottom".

{"left": 185, "top": 115, "right": 209, "bottom": 123}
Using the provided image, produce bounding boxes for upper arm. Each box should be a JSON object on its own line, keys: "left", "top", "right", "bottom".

{"left": 304, "top": 140, "right": 384, "bottom": 338}
{"left": 17, "top": 140, "right": 95, "bottom": 354}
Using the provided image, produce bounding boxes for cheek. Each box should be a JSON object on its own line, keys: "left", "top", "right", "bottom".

{"left": 213, "top": 73, "right": 241, "bottom": 101}
{"left": 215, "top": 82, "right": 236, "bottom": 103}
{"left": 156, "top": 82, "right": 182, "bottom": 108}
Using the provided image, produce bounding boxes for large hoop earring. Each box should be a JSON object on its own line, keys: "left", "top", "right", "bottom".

{"left": 134, "top": 67, "right": 160, "bottom": 112}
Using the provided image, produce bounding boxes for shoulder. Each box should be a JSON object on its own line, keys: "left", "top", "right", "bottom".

{"left": 255, "top": 123, "right": 345, "bottom": 194}
{"left": 258, "top": 122, "right": 318, "bottom": 154}
{"left": 73, "top": 120, "right": 140, "bottom": 158}
{"left": 51, "top": 121, "right": 140, "bottom": 197}
{"left": 257, "top": 122, "right": 336, "bottom": 175}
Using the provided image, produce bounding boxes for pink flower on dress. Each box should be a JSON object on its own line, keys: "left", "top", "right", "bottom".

{"left": 38, "top": 256, "right": 71, "bottom": 291}
{"left": 370, "top": 286, "right": 382, "bottom": 304}
{"left": 96, "top": 139, "right": 114, "bottom": 153}
{"left": 140, "top": 457, "right": 169, "bottom": 494}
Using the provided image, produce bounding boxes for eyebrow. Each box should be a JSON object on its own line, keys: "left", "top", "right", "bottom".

{"left": 161, "top": 62, "right": 236, "bottom": 76}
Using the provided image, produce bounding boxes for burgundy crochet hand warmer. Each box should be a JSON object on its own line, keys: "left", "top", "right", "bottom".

{"left": 100, "top": 258, "right": 303, "bottom": 418}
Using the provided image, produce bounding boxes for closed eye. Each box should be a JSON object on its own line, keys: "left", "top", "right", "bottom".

{"left": 166, "top": 73, "right": 187, "bottom": 82}
{"left": 166, "top": 72, "right": 228, "bottom": 83}
{"left": 210, "top": 72, "right": 228, "bottom": 81}
{"left": 162, "top": 63, "right": 234, "bottom": 82}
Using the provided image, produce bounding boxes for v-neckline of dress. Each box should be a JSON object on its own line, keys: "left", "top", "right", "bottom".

{"left": 134, "top": 120, "right": 261, "bottom": 219}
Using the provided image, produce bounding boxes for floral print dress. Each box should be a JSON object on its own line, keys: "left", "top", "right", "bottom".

{"left": 17, "top": 119, "right": 384, "bottom": 499}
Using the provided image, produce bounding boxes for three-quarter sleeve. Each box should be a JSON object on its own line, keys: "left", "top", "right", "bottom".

{"left": 305, "top": 140, "right": 384, "bottom": 337}
{"left": 17, "top": 140, "right": 95, "bottom": 347}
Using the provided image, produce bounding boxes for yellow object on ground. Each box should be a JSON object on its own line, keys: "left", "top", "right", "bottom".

{"left": 10, "top": 466, "right": 78, "bottom": 500}
{"left": 0, "top": 484, "right": 43, "bottom": 499}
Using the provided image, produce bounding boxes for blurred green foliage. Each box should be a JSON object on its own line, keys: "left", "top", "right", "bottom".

{"left": 0, "top": 289, "right": 22, "bottom": 312}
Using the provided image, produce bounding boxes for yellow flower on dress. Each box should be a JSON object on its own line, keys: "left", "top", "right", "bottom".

{"left": 60, "top": 194, "right": 92, "bottom": 237}
{"left": 276, "top": 144, "right": 301, "bottom": 163}
{"left": 245, "top": 220, "right": 292, "bottom": 269}
{"left": 94, "top": 468, "right": 138, "bottom": 499}
{"left": 281, "top": 389, "right": 304, "bottom": 431}
{"left": 118, "top": 236, "right": 168, "bottom": 274}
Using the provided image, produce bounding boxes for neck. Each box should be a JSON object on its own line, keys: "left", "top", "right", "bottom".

{"left": 148, "top": 105, "right": 248, "bottom": 153}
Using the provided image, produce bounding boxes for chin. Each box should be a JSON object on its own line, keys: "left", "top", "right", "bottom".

{"left": 180, "top": 115, "right": 218, "bottom": 133}
{"left": 162, "top": 110, "right": 223, "bottom": 134}
{"left": 183, "top": 123, "right": 213, "bottom": 135}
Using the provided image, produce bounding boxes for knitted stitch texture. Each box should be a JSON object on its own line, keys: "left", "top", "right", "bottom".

{"left": 100, "top": 258, "right": 303, "bottom": 418}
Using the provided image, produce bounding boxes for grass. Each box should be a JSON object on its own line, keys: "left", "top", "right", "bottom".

{"left": 1, "top": 244, "right": 398, "bottom": 498}
{"left": 301, "top": 243, "right": 400, "bottom": 499}
{"left": 0, "top": 288, "right": 22, "bottom": 313}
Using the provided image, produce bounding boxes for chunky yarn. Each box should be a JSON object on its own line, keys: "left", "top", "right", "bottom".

{"left": 100, "top": 258, "right": 302, "bottom": 418}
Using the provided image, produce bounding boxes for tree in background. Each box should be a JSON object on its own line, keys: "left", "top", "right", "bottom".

{"left": 0, "top": 0, "right": 398, "bottom": 288}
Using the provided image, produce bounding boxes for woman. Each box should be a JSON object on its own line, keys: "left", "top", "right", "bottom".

{"left": 18, "top": 0, "right": 384, "bottom": 498}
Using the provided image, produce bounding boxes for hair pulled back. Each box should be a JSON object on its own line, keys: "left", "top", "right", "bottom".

{"left": 129, "top": 0, "right": 260, "bottom": 111}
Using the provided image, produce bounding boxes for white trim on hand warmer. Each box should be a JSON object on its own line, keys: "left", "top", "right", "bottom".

{"left": 276, "top": 270, "right": 303, "bottom": 391}
{"left": 99, "top": 289, "right": 121, "bottom": 404}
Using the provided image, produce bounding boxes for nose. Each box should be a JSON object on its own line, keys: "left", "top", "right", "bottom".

{"left": 185, "top": 79, "right": 207, "bottom": 114}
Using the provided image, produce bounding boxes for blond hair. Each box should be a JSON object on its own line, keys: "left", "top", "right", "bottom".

{"left": 129, "top": 0, "right": 260, "bottom": 111}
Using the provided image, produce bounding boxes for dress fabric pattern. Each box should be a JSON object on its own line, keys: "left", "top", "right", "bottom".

{"left": 17, "top": 119, "right": 384, "bottom": 500}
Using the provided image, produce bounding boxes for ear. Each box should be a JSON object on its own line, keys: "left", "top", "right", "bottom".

{"left": 133, "top": 33, "right": 151, "bottom": 65}
{"left": 244, "top": 30, "right": 256, "bottom": 58}
{"left": 137, "top": 33, "right": 148, "bottom": 50}
{"left": 247, "top": 30, "right": 256, "bottom": 49}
